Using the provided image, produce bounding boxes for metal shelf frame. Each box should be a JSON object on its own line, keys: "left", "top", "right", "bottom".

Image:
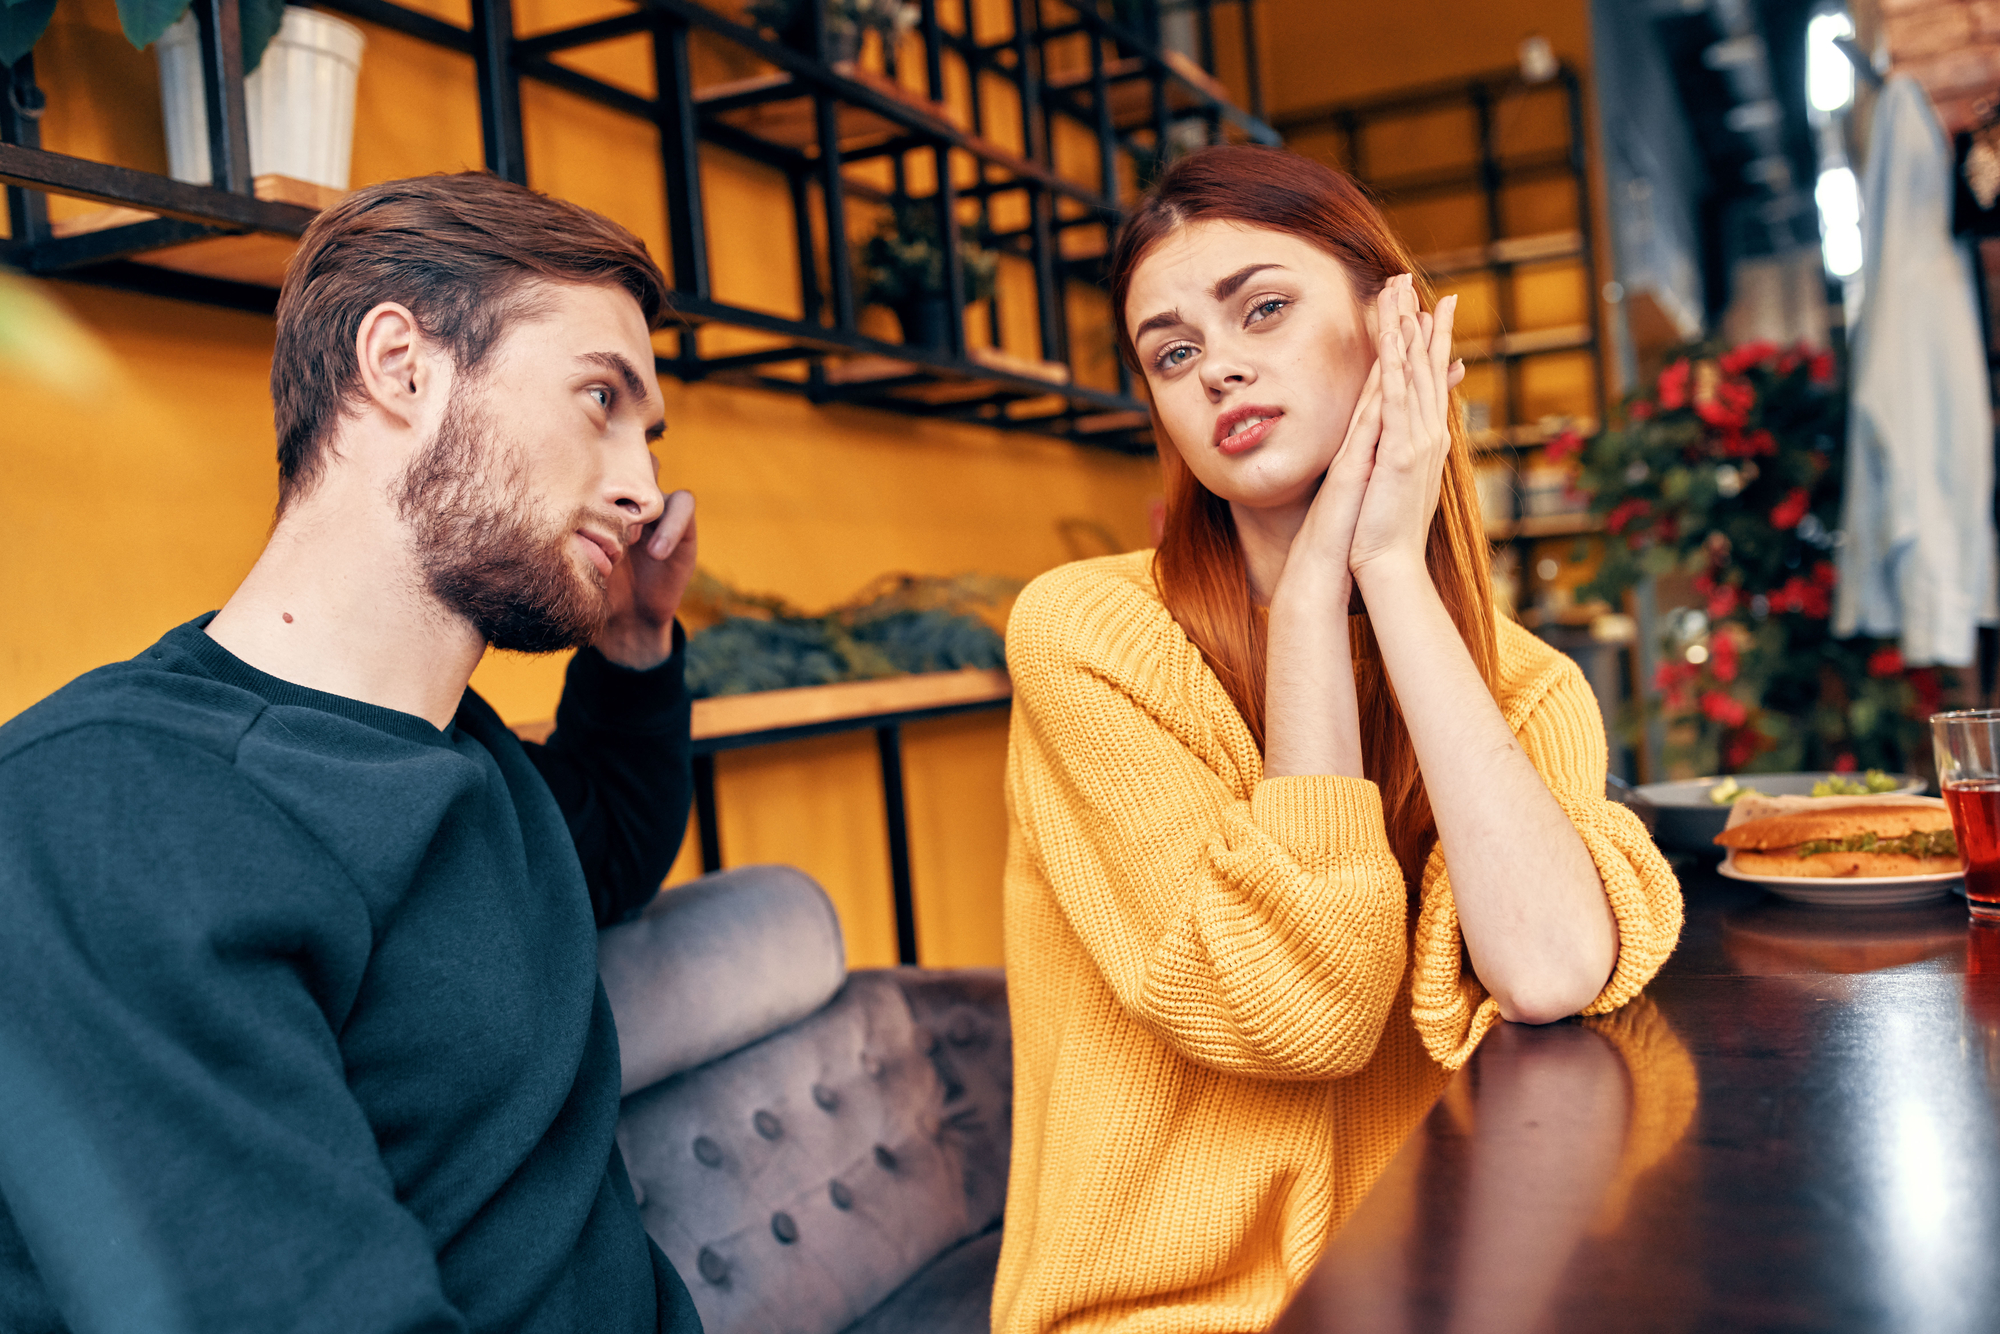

{"left": 1, "top": 0, "right": 1280, "bottom": 453}
{"left": 1274, "top": 64, "right": 1608, "bottom": 440}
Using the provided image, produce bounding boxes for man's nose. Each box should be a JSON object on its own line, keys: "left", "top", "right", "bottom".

{"left": 609, "top": 444, "right": 666, "bottom": 530}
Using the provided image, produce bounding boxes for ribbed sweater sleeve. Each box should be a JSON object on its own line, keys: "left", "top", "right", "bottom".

{"left": 1410, "top": 634, "right": 1685, "bottom": 1067}
{"left": 1006, "top": 566, "right": 1411, "bottom": 1080}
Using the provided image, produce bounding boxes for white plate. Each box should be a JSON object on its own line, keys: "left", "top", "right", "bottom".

{"left": 1717, "top": 860, "right": 1962, "bottom": 907}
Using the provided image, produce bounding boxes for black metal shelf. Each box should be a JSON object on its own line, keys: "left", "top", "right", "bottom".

{"left": 2, "top": 0, "right": 1279, "bottom": 454}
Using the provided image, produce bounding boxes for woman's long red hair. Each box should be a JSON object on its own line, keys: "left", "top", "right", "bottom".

{"left": 1110, "top": 145, "right": 1500, "bottom": 885}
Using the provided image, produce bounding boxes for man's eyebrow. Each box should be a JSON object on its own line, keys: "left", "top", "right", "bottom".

{"left": 577, "top": 351, "right": 667, "bottom": 439}
{"left": 1209, "top": 263, "right": 1285, "bottom": 303}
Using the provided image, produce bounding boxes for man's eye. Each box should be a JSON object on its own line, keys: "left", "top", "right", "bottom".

{"left": 588, "top": 387, "right": 611, "bottom": 409}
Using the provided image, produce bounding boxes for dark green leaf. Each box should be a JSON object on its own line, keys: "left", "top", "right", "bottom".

{"left": 116, "top": 0, "right": 192, "bottom": 50}
{"left": 239, "top": 0, "right": 284, "bottom": 71}
{"left": 0, "top": 0, "right": 56, "bottom": 66}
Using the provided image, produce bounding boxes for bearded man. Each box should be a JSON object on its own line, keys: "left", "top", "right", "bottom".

{"left": 0, "top": 174, "right": 704, "bottom": 1333}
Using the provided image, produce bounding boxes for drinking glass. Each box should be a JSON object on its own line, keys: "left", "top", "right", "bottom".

{"left": 1933, "top": 709, "right": 2000, "bottom": 917}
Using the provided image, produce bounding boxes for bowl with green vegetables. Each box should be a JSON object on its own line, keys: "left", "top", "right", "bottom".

{"left": 1634, "top": 770, "right": 1927, "bottom": 855}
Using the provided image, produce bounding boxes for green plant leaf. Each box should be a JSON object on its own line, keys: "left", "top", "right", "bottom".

{"left": 116, "top": 0, "right": 193, "bottom": 50}
{"left": 0, "top": 0, "right": 57, "bottom": 66}
{"left": 239, "top": 0, "right": 284, "bottom": 71}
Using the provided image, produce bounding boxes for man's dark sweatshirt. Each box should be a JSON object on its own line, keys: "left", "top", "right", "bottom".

{"left": 0, "top": 616, "right": 704, "bottom": 1334}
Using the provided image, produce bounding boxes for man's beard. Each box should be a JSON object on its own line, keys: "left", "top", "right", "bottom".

{"left": 395, "top": 396, "right": 611, "bottom": 654}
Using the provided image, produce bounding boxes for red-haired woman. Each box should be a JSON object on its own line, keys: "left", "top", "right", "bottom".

{"left": 993, "top": 145, "right": 1682, "bottom": 1333}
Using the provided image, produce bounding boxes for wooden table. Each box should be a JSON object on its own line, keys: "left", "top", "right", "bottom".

{"left": 1270, "top": 866, "right": 2000, "bottom": 1334}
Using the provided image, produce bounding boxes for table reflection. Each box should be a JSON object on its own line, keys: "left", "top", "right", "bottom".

{"left": 1272, "top": 1001, "right": 1696, "bottom": 1334}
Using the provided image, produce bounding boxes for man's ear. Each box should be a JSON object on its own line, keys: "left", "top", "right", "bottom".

{"left": 354, "top": 302, "right": 437, "bottom": 428}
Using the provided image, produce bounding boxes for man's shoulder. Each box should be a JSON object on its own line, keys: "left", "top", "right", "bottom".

{"left": 0, "top": 644, "right": 263, "bottom": 776}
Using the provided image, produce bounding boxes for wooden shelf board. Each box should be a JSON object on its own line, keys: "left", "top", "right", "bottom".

{"left": 1457, "top": 322, "right": 1594, "bottom": 363}
{"left": 1419, "top": 230, "right": 1583, "bottom": 278}
{"left": 1489, "top": 512, "right": 1602, "bottom": 540}
{"left": 512, "top": 668, "right": 1013, "bottom": 748}
{"left": 48, "top": 173, "right": 340, "bottom": 286}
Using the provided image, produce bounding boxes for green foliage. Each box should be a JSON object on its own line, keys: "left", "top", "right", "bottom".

{"left": 1566, "top": 339, "right": 1935, "bottom": 776}
{"left": 746, "top": 0, "right": 918, "bottom": 45}
{"left": 2, "top": 0, "right": 287, "bottom": 75}
{"left": 856, "top": 196, "right": 1000, "bottom": 308}
{"left": 683, "top": 571, "right": 1016, "bottom": 698}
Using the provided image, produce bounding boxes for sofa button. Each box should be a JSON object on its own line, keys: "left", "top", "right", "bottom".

{"left": 812, "top": 1083, "right": 839, "bottom": 1111}
{"left": 697, "top": 1247, "right": 729, "bottom": 1285}
{"left": 874, "top": 1144, "right": 898, "bottom": 1171}
{"left": 829, "top": 1179, "right": 854, "bottom": 1210}
{"left": 753, "top": 1110, "right": 783, "bottom": 1140}
{"left": 772, "top": 1211, "right": 799, "bottom": 1244}
{"left": 692, "top": 1136, "right": 724, "bottom": 1167}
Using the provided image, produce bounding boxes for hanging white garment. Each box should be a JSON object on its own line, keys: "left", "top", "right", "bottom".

{"left": 1835, "top": 75, "right": 1997, "bottom": 667}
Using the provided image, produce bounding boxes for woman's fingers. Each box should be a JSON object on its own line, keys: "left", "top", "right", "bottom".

{"left": 1446, "top": 357, "right": 1467, "bottom": 390}
{"left": 1407, "top": 310, "right": 1439, "bottom": 442}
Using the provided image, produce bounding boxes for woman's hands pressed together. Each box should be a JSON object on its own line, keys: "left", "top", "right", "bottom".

{"left": 1264, "top": 271, "right": 1619, "bottom": 1024}
{"left": 1347, "top": 274, "right": 1459, "bottom": 583}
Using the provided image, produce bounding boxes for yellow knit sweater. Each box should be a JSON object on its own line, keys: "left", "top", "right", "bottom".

{"left": 992, "top": 552, "right": 1684, "bottom": 1334}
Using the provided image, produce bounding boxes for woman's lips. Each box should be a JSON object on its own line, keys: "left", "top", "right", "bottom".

{"left": 1215, "top": 409, "right": 1283, "bottom": 455}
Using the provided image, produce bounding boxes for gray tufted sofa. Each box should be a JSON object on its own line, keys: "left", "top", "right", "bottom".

{"left": 599, "top": 866, "right": 1013, "bottom": 1334}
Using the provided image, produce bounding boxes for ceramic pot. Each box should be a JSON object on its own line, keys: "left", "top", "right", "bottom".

{"left": 891, "top": 295, "right": 952, "bottom": 350}
{"left": 157, "top": 6, "right": 365, "bottom": 190}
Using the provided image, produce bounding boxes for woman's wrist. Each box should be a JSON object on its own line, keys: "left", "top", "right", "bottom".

{"left": 1269, "top": 552, "right": 1352, "bottom": 620}
{"left": 1351, "top": 550, "right": 1435, "bottom": 605}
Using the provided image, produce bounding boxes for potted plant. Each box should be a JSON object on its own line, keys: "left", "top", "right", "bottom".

{"left": 1, "top": 1, "right": 364, "bottom": 195}
{"left": 856, "top": 196, "right": 999, "bottom": 351}
{"left": 2, "top": 0, "right": 285, "bottom": 78}
{"left": 746, "top": 0, "right": 918, "bottom": 65}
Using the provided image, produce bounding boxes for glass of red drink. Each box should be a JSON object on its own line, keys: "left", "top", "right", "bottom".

{"left": 1934, "top": 709, "right": 2000, "bottom": 917}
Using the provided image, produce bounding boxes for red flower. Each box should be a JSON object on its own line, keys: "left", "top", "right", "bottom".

{"left": 1544, "top": 429, "right": 1584, "bottom": 464}
{"left": 1813, "top": 560, "right": 1837, "bottom": 589}
{"left": 1742, "top": 428, "right": 1777, "bottom": 457}
{"left": 1809, "top": 351, "right": 1836, "bottom": 385}
{"left": 1833, "top": 752, "right": 1858, "bottom": 773}
{"left": 1868, "top": 646, "right": 1905, "bottom": 677}
{"left": 1710, "top": 631, "right": 1741, "bottom": 682}
{"left": 1770, "top": 488, "right": 1811, "bottom": 530}
{"left": 1721, "top": 340, "right": 1779, "bottom": 376}
{"left": 1606, "top": 498, "right": 1652, "bottom": 534}
{"left": 1657, "top": 359, "right": 1690, "bottom": 410}
{"left": 1654, "top": 660, "right": 1700, "bottom": 710}
{"left": 1701, "top": 690, "right": 1749, "bottom": 727}
{"left": 1697, "top": 378, "right": 1756, "bottom": 430}
{"left": 1628, "top": 400, "right": 1656, "bottom": 421}
{"left": 1777, "top": 350, "right": 1801, "bottom": 374}
{"left": 1724, "top": 731, "right": 1760, "bottom": 771}
{"left": 1707, "top": 583, "right": 1741, "bottom": 621}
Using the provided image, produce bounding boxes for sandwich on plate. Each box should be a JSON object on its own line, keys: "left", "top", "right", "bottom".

{"left": 1714, "top": 802, "right": 1961, "bottom": 878}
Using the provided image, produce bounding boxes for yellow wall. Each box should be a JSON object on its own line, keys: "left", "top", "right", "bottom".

{"left": 3, "top": 0, "right": 1159, "bottom": 969}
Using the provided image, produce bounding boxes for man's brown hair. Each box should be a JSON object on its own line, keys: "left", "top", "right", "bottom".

{"left": 271, "top": 172, "right": 670, "bottom": 510}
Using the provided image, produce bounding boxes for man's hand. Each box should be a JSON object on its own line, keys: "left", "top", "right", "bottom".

{"left": 595, "top": 489, "right": 697, "bottom": 670}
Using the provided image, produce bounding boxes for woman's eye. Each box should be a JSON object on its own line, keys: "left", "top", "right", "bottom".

{"left": 1156, "top": 344, "right": 1196, "bottom": 370}
{"left": 1247, "top": 298, "right": 1288, "bottom": 325}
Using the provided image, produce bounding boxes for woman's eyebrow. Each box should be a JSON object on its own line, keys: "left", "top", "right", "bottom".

{"left": 1132, "top": 309, "right": 1185, "bottom": 340}
{"left": 1209, "top": 263, "right": 1286, "bottom": 302}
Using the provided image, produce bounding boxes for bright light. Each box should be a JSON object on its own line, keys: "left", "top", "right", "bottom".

{"left": 1686, "top": 644, "right": 1710, "bottom": 665}
{"left": 1818, "top": 166, "right": 1864, "bottom": 276}
{"left": 1808, "top": 12, "right": 1856, "bottom": 113}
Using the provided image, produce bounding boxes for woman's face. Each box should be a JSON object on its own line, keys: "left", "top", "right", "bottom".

{"left": 1126, "top": 220, "right": 1378, "bottom": 513}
